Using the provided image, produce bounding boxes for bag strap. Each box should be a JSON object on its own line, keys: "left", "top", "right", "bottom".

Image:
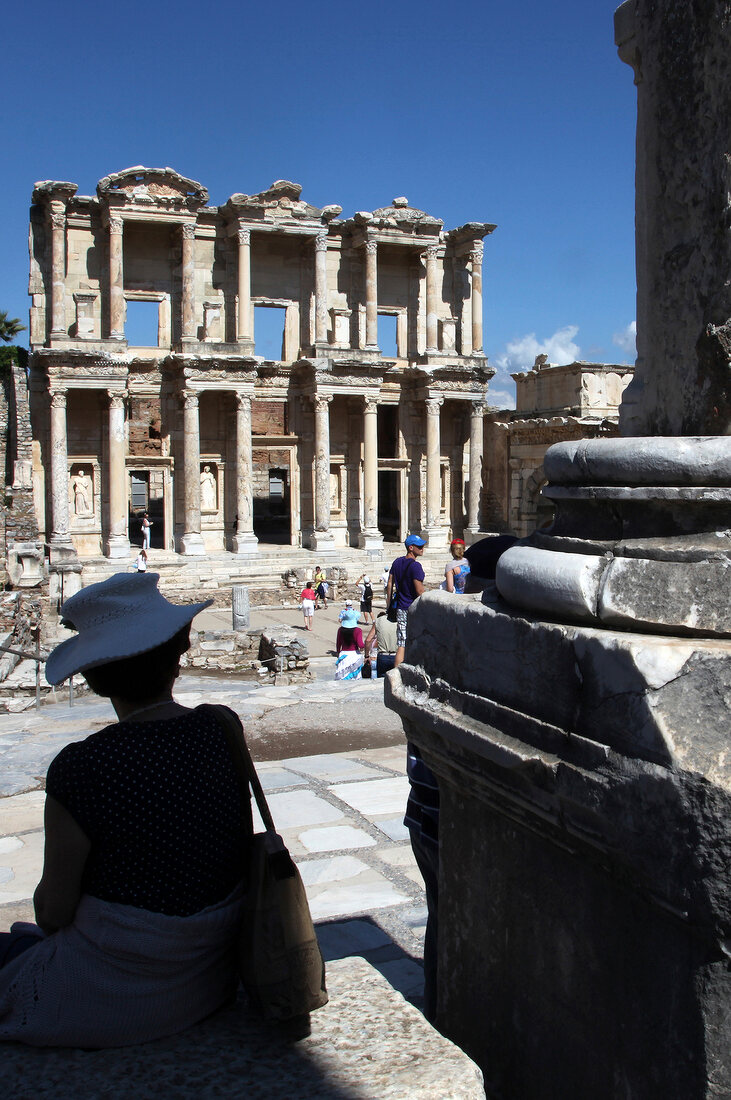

{"left": 202, "top": 703, "right": 275, "bottom": 832}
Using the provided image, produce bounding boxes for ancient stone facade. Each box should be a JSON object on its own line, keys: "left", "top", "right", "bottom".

{"left": 28, "top": 168, "right": 496, "bottom": 561}
{"left": 484, "top": 358, "right": 633, "bottom": 536}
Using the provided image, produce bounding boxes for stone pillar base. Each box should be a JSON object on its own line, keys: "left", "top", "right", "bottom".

{"left": 309, "top": 531, "right": 337, "bottom": 554}
{"left": 463, "top": 528, "right": 485, "bottom": 547}
{"left": 232, "top": 532, "right": 259, "bottom": 555}
{"left": 180, "top": 532, "right": 206, "bottom": 556}
{"left": 423, "top": 526, "right": 447, "bottom": 549}
{"left": 358, "top": 529, "right": 384, "bottom": 551}
{"left": 105, "top": 535, "right": 131, "bottom": 560}
{"left": 49, "top": 569, "right": 83, "bottom": 605}
{"left": 48, "top": 540, "right": 78, "bottom": 569}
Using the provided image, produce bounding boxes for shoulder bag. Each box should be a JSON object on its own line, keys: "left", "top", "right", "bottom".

{"left": 204, "top": 704, "right": 328, "bottom": 1022}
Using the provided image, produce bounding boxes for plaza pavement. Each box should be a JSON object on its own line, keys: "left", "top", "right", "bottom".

{"left": 0, "top": 596, "right": 430, "bottom": 1014}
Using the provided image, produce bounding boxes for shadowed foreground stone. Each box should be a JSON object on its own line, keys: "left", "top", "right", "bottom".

{"left": 0, "top": 957, "right": 484, "bottom": 1099}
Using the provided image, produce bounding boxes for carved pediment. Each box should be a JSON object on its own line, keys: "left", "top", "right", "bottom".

{"left": 97, "top": 167, "right": 209, "bottom": 210}
{"left": 223, "top": 180, "right": 331, "bottom": 224}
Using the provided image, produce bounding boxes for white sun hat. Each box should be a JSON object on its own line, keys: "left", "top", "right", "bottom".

{"left": 45, "top": 572, "right": 213, "bottom": 686}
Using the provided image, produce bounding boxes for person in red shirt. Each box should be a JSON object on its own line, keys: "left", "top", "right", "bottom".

{"left": 300, "top": 583, "right": 317, "bottom": 630}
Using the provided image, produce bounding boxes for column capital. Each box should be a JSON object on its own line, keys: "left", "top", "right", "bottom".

{"left": 50, "top": 210, "right": 66, "bottom": 232}
{"left": 313, "top": 393, "right": 333, "bottom": 412}
{"left": 237, "top": 226, "right": 251, "bottom": 246}
{"left": 108, "top": 216, "right": 123, "bottom": 235}
{"left": 181, "top": 222, "right": 196, "bottom": 241}
{"left": 470, "top": 241, "right": 484, "bottom": 265}
{"left": 365, "top": 236, "right": 378, "bottom": 256}
{"left": 50, "top": 389, "right": 67, "bottom": 409}
{"left": 315, "top": 230, "right": 328, "bottom": 251}
{"left": 107, "top": 390, "right": 126, "bottom": 410}
{"left": 425, "top": 396, "right": 444, "bottom": 415}
{"left": 182, "top": 390, "right": 199, "bottom": 411}
{"left": 363, "top": 396, "right": 379, "bottom": 415}
{"left": 235, "top": 390, "right": 252, "bottom": 411}
{"left": 425, "top": 242, "right": 440, "bottom": 261}
{"left": 471, "top": 400, "right": 486, "bottom": 418}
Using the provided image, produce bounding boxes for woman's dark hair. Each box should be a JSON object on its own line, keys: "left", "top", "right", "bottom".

{"left": 339, "top": 627, "right": 359, "bottom": 650}
{"left": 82, "top": 626, "right": 191, "bottom": 702}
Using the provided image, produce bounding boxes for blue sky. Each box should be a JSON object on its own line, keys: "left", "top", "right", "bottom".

{"left": 1, "top": 0, "right": 637, "bottom": 407}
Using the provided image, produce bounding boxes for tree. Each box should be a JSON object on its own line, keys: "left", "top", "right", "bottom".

{"left": 0, "top": 312, "right": 25, "bottom": 343}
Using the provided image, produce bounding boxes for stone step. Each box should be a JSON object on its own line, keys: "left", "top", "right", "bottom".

{"left": 0, "top": 956, "right": 484, "bottom": 1098}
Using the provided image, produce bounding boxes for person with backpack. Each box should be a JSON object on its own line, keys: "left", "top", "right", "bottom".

{"left": 386, "top": 534, "right": 426, "bottom": 668}
{"left": 356, "top": 574, "right": 375, "bottom": 626}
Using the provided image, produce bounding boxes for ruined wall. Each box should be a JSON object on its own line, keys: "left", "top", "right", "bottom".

{"left": 616, "top": 0, "right": 731, "bottom": 435}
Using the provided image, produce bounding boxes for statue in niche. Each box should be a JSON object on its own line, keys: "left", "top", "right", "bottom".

{"left": 72, "top": 469, "right": 93, "bottom": 517}
{"left": 200, "top": 464, "right": 217, "bottom": 513}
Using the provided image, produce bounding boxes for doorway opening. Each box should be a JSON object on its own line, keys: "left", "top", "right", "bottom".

{"left": 253, "top": 466, "right": 291, "bottom": 544}
{"left": 378, "top": 470, "right": 400, "bottom": 541}
{"left": 128, "top": 470, "right": 164, "bottom": 548}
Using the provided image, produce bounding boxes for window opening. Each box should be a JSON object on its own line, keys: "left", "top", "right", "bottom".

{"left": 377, "top": 313, "right": 398, "bottom": 357}
{"left": 125, "top": 300, "right": 159, "bottom": 346}
{"left": 254, "top": 306, "right": 286, "bottom": 361}
{"left": 130, "top": 471, "right": 149, "bottom": 510}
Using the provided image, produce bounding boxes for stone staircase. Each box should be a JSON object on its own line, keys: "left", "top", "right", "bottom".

{"left": 78, "top": 544, "right": 450, "bottom": 601}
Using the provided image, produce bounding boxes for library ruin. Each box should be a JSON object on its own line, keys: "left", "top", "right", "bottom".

{"left": 26, "top": 169, "right": 498, "bottom": 563}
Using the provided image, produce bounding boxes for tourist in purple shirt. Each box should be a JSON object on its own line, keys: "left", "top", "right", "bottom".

{"left": 386, "top": 534, "right": 426, "bottom": 667}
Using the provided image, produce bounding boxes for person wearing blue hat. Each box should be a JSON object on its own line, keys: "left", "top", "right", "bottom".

{"left": 386, "top": 534, "right": 426, "bottom": 668}
{"left": 334, "top": 609, "right": 364, "bottom": 679}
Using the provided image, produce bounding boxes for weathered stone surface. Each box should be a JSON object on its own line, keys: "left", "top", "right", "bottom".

{"left": 615, "top": 0, "right": 731, "bottom": 435}
{"left": 0, "top": 958, "right": 484, "bottom": 1099}
{"left": 232, "top": 584, "right": 250, "bottom": 630}
{"left": 387, "top": 593, "right": 731, "bottom": 1097}
{"left": 497, "top": 544, "right": 731, "bottom": 636}
{"left": 545, "top": 436, "right": 731, "bottom": 485}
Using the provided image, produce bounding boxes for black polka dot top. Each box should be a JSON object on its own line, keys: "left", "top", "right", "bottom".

{"left": 46, "top": 706, "right": 253, "bottom": 917}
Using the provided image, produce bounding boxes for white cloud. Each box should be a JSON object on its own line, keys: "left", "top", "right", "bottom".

{"left": 612, "top": 321, "right": 636, "bottom": 359}
{"left": 487, "top": 386, "right": 516, "bottom": 410}
{"left": 494, "top": 325, "right": 581, "bottom": 375}
{"left": 488, "top": 325, "right": 581, "bottom": 410}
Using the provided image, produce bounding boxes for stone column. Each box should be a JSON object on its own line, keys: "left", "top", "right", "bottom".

{"left": 314, "top": 231, "right": 329, "bottom": 346}
{"left": 471, "top": 242, "right": 484, "bottom": 355}
{"left": 424, "top": 396, "right": 444, "bottom": 544}
{"left": 109, "top": 216, "right": 125, "bottom": 340}
{"left": 359, "top": 395, "right": 383, "bottom": 550}
{"left": 311, "top": 394, "right": 335, "bottom": 551}
{"left": 180, "top": 390, "right": 205, "bottom": 555}
{"left": 49, "top": 390, "right": 74, "bottom": 558}
{"left": 181, "top": 223, "right": 196, "bottom": 341}
{"left": 233, "top": 392, "right": 258, "bottom": 554}
{"left": 105, "top": 391, "right": 130, "bottom": 558}
{"left": 365, "top": 236, "right": 379, "bottom": 349}
{"left": 466, "top": 401, "right": 485, "bottom": 538}
{"left": 425, "top": 243, "right": 440, "bottom": 354}
{"left": 236, "top": 226, "right": 253, "bottom": 348}
{"left": 49, "top": 206, "right": 67, "bottom": 338}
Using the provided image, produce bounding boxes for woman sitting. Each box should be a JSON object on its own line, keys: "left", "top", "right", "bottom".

{"left": 334, "top": 610, "right": 364, "bottom": 680}
{"left": 0, "top": 572, "right": 252, "bottom": 1048}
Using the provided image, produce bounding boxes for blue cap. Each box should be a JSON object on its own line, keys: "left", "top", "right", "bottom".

{"left": 405, "top": 534, "right": 426, "bottom": 548}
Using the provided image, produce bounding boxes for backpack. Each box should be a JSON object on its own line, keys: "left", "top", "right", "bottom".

{"left": 363, "top": 582, "right": 373, "bottom": 601}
